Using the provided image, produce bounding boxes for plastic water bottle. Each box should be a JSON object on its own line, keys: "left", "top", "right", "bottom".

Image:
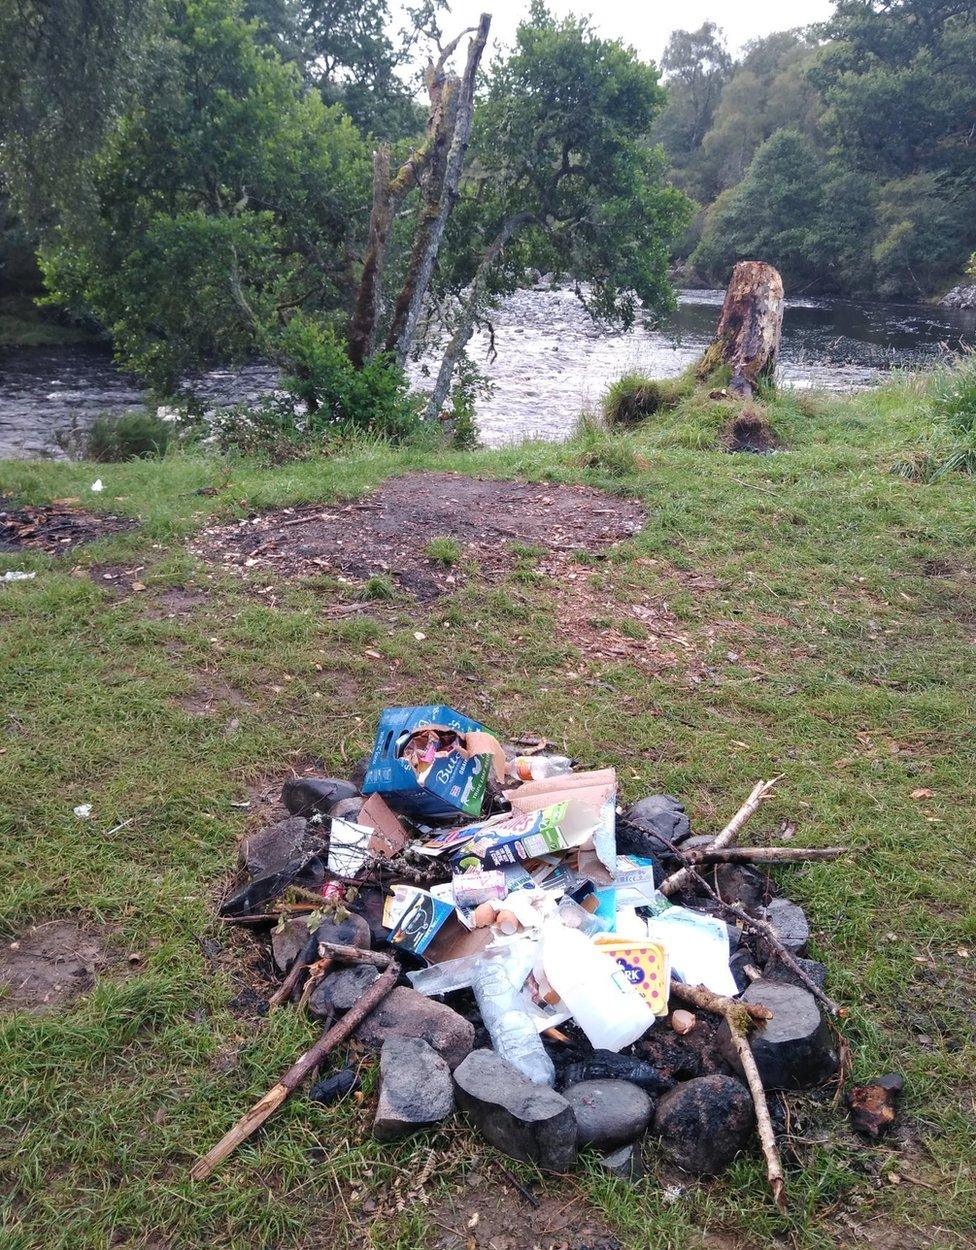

{"left": 408, "top": 954, "right": 482, "bottom": 996}
{"left": 508, "top": 754, "right": 573, "bottom": 782}
{"left": 473, "top": 953, "right": 556, "bottom": 1086}
{"left": 542, "top": 921, "right": 655, "bottom": 1051}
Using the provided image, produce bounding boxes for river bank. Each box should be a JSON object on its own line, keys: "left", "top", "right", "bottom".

{"left": 2, "top": 376, "right": 974, "bottom": 1250}
{"left": 3, "top": 287, "right": 975, "bottom": 459}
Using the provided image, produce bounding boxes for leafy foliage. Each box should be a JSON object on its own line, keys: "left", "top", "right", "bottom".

{"left": 662, "top": 2, "right": 976, "bottom": 296}
{"left": 39, "top": 0, "right": 370, "bottom": 390}
{"left": 82, "top": 411, "right": 173, "bottom": 461}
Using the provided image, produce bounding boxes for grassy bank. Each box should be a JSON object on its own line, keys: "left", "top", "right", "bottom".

{"left": 0, "top": 295, "right": 102, "bottom": 348}
{"left": 1, "top": 375, "right": 974, "bottom": 1249}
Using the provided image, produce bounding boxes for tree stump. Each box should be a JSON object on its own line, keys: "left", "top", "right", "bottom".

{"left": 698, "top": 261, "right": 784, "bottom": 397}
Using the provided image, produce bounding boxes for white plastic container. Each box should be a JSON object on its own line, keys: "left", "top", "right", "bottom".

{"left": 541, "top": 921, "right": 655, "bottom": 1051}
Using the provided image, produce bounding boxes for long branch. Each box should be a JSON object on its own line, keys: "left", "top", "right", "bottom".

{"left": 669, "top": 979, "right": 786, "bottom": 1209}
{"left": 422, "top": 210, "right": 536, "bottom": 421}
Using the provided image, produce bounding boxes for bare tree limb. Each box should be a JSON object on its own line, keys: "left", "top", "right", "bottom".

{"left": 386, "top": 13, "right": 491, "bottom": 365}
{"left": 659, "top": 778, "right": 780, "bottom": 896}
{"left": 422, "top": 210, "right": 536, "bottom": 420}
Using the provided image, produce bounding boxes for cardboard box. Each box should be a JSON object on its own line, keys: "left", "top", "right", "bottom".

{"left": 593, "top": 937, "right": 670, "bottom": 1016}
{"left": 362, "top": 705, "right": 504, "bottom": 819}
{"left": 386, "top": 887, "right": 454, "bottom": 955}
{"left": 451, "top": 800, "right": 597, "bottom": 869}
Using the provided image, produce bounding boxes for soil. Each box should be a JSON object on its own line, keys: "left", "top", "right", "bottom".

{"left": 428, "top": 1187, "right": 620, "bottom": 1250}
{"left": 0, "top": 497, "right": 135, "bottom": 553}
{"left": 191, "top": 472, "right": 645, "bottom": 600}
{"left": 0, "top": 919, "right": 128, "bottom": 1012}
{"left": 723, "top": 409, "right": 778, "bottom": 455}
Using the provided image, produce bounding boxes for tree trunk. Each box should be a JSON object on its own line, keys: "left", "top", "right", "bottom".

{"left": 698, "top": 261, "right": 784, "bottom": 396}
{"left": 347, "top": 145, "right": 392, "bottom": 368}
{"left": 385, "top": 13, "right": 491, "bottom": 366}
{"left": 423, "top": 211, "right": 534, "bottom": 421}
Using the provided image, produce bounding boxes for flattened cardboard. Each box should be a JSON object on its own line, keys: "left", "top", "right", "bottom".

{"left": 422, "top": 913, "right": 492, "bottom": 965}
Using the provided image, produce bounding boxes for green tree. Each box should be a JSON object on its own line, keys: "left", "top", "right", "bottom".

{"left": 419, "top": 4, "right": 691, "bottom": 416}
{"left": 653, "top": 22, "right": 732, "bottom": 191}
{"left": 692, "top": 128, "right": 824, "bottom": 287}
{"left": 0, "top": 0, "right": 158, "bottom": 223}
{"left": 41, "top": 0, "right": 370, "bottom": 390}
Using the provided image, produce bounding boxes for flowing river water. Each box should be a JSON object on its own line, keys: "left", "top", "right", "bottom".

{"left": 2, "top": 287, "right": 974, "bottom": 457}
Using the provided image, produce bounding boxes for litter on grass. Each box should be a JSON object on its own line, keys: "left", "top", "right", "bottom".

{"left": 197, "top": 705, "right": 862, "bottom": 1208}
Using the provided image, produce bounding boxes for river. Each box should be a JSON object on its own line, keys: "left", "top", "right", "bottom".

{"left": 2, "top": 288, "right": 974, "bottom": 457}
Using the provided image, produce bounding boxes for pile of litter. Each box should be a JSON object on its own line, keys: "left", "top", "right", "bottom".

{"left": 196, "top": 706, "right": 889, "bottom": 1206}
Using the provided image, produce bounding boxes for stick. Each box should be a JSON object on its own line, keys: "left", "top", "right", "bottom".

{"left": 315, "top": 941, "right": 395, "bottom": 968}
{"left": 726, "top": 1014, "right": 788, "bottom": 1211}
{"left": 660, "top": 829, "right": 843, "bottom": 1017}
{"left": 669, "top": 980, "right": 786, "bottom": 1209}
{"left": 660, "top": 778, "right": 779, "bottom": 896}
{"left": 268, "top": 934, "right": 320, "bottom": 1010}
{"left": 190, "top": 956, "right": 398, "bottom": 1180}
{"left": 669, "top": 979, "right": 773, "bottom": 1023}
{"left": 685, "top": 846, "right": 847, "bottom": 865}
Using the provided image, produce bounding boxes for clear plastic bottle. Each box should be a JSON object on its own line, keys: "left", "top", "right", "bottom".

{"left": 408, "top": 953, "right": 482, "bottom": 996}
{"left": 473, "top": 952, "right": 556, "bottom": 1086}
{"left": 508, "top": 754, "right": 573, "bottom": 783}
{"left": 542, "top": 921, "right": 655, "bottom": 1051}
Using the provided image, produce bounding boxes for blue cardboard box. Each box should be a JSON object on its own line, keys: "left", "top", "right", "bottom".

{"left": 362, "top": 705, "right": 498, "bottom": 820}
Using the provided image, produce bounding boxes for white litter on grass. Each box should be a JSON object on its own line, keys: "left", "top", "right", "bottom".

{"left": 90, "top": 479, "right": 104, "bottom": 493}
{"left": 73, "top": 804, "right": 93, "bottom": 819}
{"left": 2, "top": 571, "right": 36, "bottom": 582}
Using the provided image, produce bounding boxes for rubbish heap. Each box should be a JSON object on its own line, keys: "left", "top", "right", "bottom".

{"left": 195, "top": 705, "right": 857, "bottom": 1208}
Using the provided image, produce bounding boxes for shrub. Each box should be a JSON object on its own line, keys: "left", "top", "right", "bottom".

{"left": 80, "top": 411, "right": 172, "bottom": 461}
{"left": 571, "top": 417, "right": 648, "bottom": 477}
{"left": 601, "top": 372, "right": 687, "bottom": 426}
{"left": 279, "top": 314, "right": 419, "bottom": 441}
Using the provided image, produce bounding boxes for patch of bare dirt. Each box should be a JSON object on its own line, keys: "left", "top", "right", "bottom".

{"left": 0, "top": 920, "right": 129, "bottom": 1013}
{"left": 191, "top": 473, "right": 645, "bottom": 601}
{"left": 723, "top": 406, "right": 778, "bottom": 454}
{"left": 0, "top": 497, "right": 135, "bottom": 554}
{"left": 145, "top": 586, "right": 212, "bottom": 619}
{"left": 177, "top": 673, "right": 254, "bottom": 717}
{"left": 428, "top": 1185, "right": 620, "bottom": 1250}
{"left": 87, "top": 562, "right": 149, "bottom": 598}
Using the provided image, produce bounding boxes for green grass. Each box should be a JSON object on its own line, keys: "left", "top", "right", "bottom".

{"left": 424, "top": 535, "right": 462, "bottom": 566}
{"left": 1, "top": 374, "right": 975, "bottom": 1249}
{"left": 0, "top": 295, "right": 102, "bottom": 348}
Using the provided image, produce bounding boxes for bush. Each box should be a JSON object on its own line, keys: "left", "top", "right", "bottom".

{"left": 279, "top": 314, "right": 420, "bottom": 441}
{"left": 571, "top": 416, "right": 648, "bottom": 477}
{"left": 77, "top": 411, "right": 172, "bottom": 461}
{"left": 601, "top": 372, "right": 688, "bottom": 426}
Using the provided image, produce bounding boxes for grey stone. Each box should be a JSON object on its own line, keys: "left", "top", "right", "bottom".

{"left": 679, "top": 835, "right": 716, "bottom": 854}
{"left": 329, "top": 796, "right": 365, "bottom": 822}
{"left": 597, "top": 1143, "right": 646, "bottom": 1183}
{"left": 309, "top": 964, "right": 379, "bottom": 1018}
{"left": 718, "top": 980, "right": 836, "bottom": 1090}
{"left": 373, "top": 1037, "right": 454, "bottom": 1141}
{"left": 764, "top": 956, "right": 828, "bottom": 993}
{"left": 353, "top": 986, "right": 474, "bottom": 1069}
{"left": 653, "top": 1075, "right": 754, "bottom": 1176}
{"left": 271, "top": 918, "right": 311, "bottom": 972}
{"left": 563, "top": 1079, "right": 653, "bottom": 1150}
{"left": 712, "top": 864, "right": 764, "bottom": 910}
{"left": 313, "top": 912, "right": 372, "bottom": 951}
{"left": 760, "top": 898, "right": 810, "bottom": 953}
{"left": 282, "top": 776, "right": 358, "bottom": 817}
{"left": 453, "top": 1050, "right": 577, "bottom": 1172}
{"left": 240, "top": 816, "right": 320, "bottom": 876}
{"left": 620, "top": 795, "right": 690, "bottom": 855}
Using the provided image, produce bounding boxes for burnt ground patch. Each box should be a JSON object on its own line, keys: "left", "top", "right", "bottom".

{"left": 191, "top": 472, "right": 645, "bottom": 600}
{"left": 0, "top": 497, "right": 135, "bottom": 554}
